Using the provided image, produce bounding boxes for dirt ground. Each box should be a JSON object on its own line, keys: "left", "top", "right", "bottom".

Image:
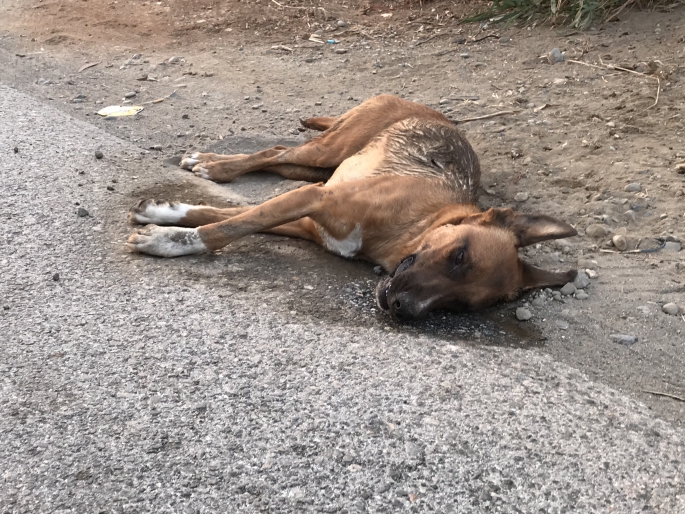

{"left": 2, "top": 0, "right": 685, "bottom": 423}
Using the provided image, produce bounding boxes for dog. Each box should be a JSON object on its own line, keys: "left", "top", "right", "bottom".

{"left": 127, "top": 95, "right": 577, "bottom": 321}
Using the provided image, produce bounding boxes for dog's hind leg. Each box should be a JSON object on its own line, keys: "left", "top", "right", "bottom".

{"left": 300, "top": 116, "right": 338, "bottom": 131}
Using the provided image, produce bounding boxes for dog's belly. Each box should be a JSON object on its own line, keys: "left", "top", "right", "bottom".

{"left": 314, "top": 222, "right": 363, "bottom": 258}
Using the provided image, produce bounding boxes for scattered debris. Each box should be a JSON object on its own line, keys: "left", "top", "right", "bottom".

{"left": 97, "top": 105, "right": 144, "bottom": 117}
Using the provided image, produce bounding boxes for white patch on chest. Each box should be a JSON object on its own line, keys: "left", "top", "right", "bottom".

{"left": 316, "top": 223, "right": 363, "bottom": 258}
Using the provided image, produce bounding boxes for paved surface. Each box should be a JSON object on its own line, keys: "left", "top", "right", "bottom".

{"left": 2, "top": 84, "right": 685, "bottom": 513}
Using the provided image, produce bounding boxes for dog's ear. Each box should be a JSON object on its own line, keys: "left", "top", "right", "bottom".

{"left": 520, "top": 262, "right": 577, "bottom": 291}
{"left": 464, "top": 208, "right": 577, "bottom": 247}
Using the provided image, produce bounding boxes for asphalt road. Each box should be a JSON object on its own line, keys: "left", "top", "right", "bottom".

{"left": 2, "top": 84, "right": 684, "bottom": 513}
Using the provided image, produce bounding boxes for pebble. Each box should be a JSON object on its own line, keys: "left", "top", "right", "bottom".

{"left": 662, "top": 303, "right": 680, "bottom": 316}
{"left": 77, "top": 207, "right": 90, "bottom": 217}
{"left": 514, "top": 192, "right": 529, "bottom": 202}
{"left": 454, "top": 37, "right": 466, "bottom": 44}
{"left": 124, "top": 91, "right": 137, "bottom": 98}
{"left": 150, "top": 145, "right": 163, "bottom": 151}
{"left": 612, "top": 234, "right": 628, "bottom": 251}
{"left": 560, "top": 283, "right": 576, "bottom": 296}
{"left": 52, "top": 273, "right": 60, "bottom": 281}
{"left": 373, "top": 266, "right": 383, "bottom": 276}
{"left": 14, "top": 147, "right": 18, "bottom": 153}
{"left": 168, "top": 56, "right": 183, "bottom": 63}
{"left": 573, "top": 271, "right": 590, "bottom": 290}
{"left": 532, "top": 297, "right": 545, "bottom": 307}
{"left": 516, "top": 307, "right": 532, "bottom": 321}
{"left": 548, "top": 48, "right": 564, "bottom": 64}
{"left": 337, "top": 20, "right": 347, "bottom": 27}
{"left": 674, "top": 163, "right": 685, "bottom": 174}
{"left": 585, "top": 224, "right": 610, "bottom": 238}
{"left": 460, "top": 53, "right": 470, "bottom": 59}
{"left": 499, "top": 37, "right": 511, "bottom": 43}
{"left": 555, "top": 320, "right": 569, "bottom": 330}
{"left": 664, "top": 241, "right": 681, "bottom": 252}
{"left": 624, "top": 182, "right": 642, "bottom": 192}
{"left": 575, "top": 290, "right": 589, "bottom": 300}
{"left": 94, "top": 150, "right": 104, "bottom": 159}
{"left": 577, "top": 258, "right": 598, "bottom": 270}
{"left": 334, "top": 48, "right": 347, "bottom": 54}
{"left": 610, "top": 334, "right": 638, "bottom": 346}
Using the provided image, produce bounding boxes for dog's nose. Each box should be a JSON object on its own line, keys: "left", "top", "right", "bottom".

{"left": 391, "top": 292, "right": 417, "bottom": 321}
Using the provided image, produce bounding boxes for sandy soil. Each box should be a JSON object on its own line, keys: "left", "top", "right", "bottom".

{"left": 2, "top": 0, "right": 685, "bottom": 423}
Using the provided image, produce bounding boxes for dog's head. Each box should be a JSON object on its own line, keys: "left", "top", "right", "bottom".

{"left": 376, "top": 207, "right": 578, "bottom": 321}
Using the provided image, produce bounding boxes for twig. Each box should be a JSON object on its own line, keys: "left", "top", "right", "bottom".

{"left": 453, "top": 110, "right": 520, "bottom": 124}
{"left": 606, "top": 0, "right": 635, "bottom": 23}
{"left": 642, "top": 390, "right": 685, "bottom": 402}
{"left": 78, "top": 61, "right": 100, "bottom": 72}
{"left": 271, "top": 0, "right": 326, "bottom": 15}
{"left": 472, "top": 34, "right": 500, "bottom": 43}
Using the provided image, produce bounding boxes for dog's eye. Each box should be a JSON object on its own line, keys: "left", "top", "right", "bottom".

{"left": 454, "top": 250, "right": 465, "bottom": 266}
{"left": 394, "top": 254, "right": 416, "bottom": 276}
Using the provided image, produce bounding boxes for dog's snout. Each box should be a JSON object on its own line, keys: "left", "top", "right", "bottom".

{"left": 390, "top": 291, "right": 417, "bottom": 321}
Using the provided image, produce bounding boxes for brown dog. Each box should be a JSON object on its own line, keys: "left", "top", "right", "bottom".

{"left": 127, "top": 95, "right": 577, "bottom": 321}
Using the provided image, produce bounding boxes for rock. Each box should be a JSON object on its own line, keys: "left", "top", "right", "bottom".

{"left": 124, "top": 91, "right": 137, "bottom": 98}
{"left": 334, "top": 48, "right": 347, "bottom": 54}
{"left": 150, "top": 145, "right": 163, "bottom": 151}
{"left": 439, "top": 98, "right": 449, "bottom": 105}
{"left": 555, "top": 320, "right": 569, "bottom": 330}
{"left": 77, "top": 207, "right": 90, "bottom": 217}
{"left": 674, "top": 163, "right": 685, "bottom": 174}
{"left": 612, "top": 234, "right": 628, "bottom": 251}
{"left": 136, "top": 74, "right": 148, "bottom": 81}
{"left": 14, "top": 147, "right": 18, "bottom": 153}
{"left": 52, "top": 273, "right": 60, "bottom": 281}
{"left": 531, "top": 297, "right": 545, "bottom": 307}
{"left": 662, "top": 302, "right": 680, "bottom": 316}
{"left": 577, "top": 258, "right": 598, "bottom": 270}
{"left": 516, "top": 307, "right": 532, "bottom": 321}
{"left": 610, "top": 334, "right": 638, "bottom": 346}
{"left": 663, "top": 241, "right": 681, "bottom": 252}
{"left": 573, "top": 271, "right": 590, "bottom": 289}
{"left": 624, "top": 182, "right": 642, "bottom": 192}
{"left": 514, "top": 192, "right": 529, "bottom": 202}
{"left": 560, "top": 283, "right": 576, "bottom": 296}
{"left": 585, "top": 224, "right": 610, "bottom": 238}
{"left": 454, "top": 37, "right": 466, "bottom": 44}
{"left": 548, "top": 48, "right": 564, "bottom": 64}
{"left": 337, "top": 20, "right": 347, "bottom": 27}
{"left": 575, "top": 290, "right": 589, "bottom": 300}
{"left": 373, "top": 266, "right": 383, "bottom": 276}
{"left": 72, "top": 93, "right": 86, "bottom": 103}
{"left": 94, "top": 150, "right": 104, "bottom": 159}
{"left": 499, "top": 37, "right": 511, "bottom": 43}
{"left": 460, "top": 53, "right": 470, "bottom": 59}
{"left": 168, "top": 56, "right": 183, "bottom": 63}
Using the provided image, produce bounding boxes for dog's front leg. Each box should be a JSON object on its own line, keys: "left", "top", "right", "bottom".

{"left": 126, "top": 184, "right": 326, "bottom": 257}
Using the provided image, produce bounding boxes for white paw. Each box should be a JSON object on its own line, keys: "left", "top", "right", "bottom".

{"left": 180, "top": 152, "right": 200, "bottom": 170}
{"left": 129, "top": 199, "right": 193, "bottom": 225}
{"left": 126, "top": 225, "right": 207, "bottom": 257}
{"left": 192, "top": 165, "right": 211, "bottom": 180}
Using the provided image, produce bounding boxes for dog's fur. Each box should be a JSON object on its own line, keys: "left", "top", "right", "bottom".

{"left": 127, "top": 95, "right": 577, "bottom": 321}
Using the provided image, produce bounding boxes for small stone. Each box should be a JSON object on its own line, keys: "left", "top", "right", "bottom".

{"left": 577, "top": 258, "right": 598, "bottom": 270}
{"left": 499, "top": 37, "right": 511, "bottom": 43}
{"left": 560, "top": 283, "right": 576, "bottom": 296}
{"left": 168, "top": 56, "right": 183, "bottom": 63}
{"left": 548, "top": 48, "right": 564, "bottom": 64}
{"left": 585, "top": 224, "right": 610, "bottom": 238}
{"left": 150, "top": 144, "right": 163, "bottom": 151}
{"left": 454, "top": 37, "right": 466, "bottom": 44}
{"left": 575, "top": 290, "right": 589, "bottom": 300}
{"left": 610, "top": 334, "right": 638, "bottom": 346}
{"left": 136, "top": 74, "right": 148, "bottom": 81}
{"left": 373, "top": 266, "right": 383, "bottom": 276}
{"left": 662, "top": 302, "right": 680, "bottom": 316}
{"left": 531, "top": 297, "right": 545, "bottom": 307}
{"left": 516, "top": 307, "right": 532, "bottom": 321}
{"left": 555, "top": 320, "right": 569, "bottom": 330}
{"left": 124, "top": 91, "right": 137, "bottom": 98}
{"left": 663, "top": 241, "right": 681, "bottom": 252}
{"left": 14, "top": 147, "right": 18, "bottom": 153}
{"left": 439, "top": 98, "right": 449, "bottom": 105}
{"left": 337, "top": 20, "right": 347, "bottom": 27}
{"left": 94, "top": 150, "right": 104, "bottom": 159}
{"left": 674, "top": 163, "right": 685, "bottom": 174}
{"left": 334, "top": 48, "right": 347, "bottom": 54}
{"left": 460, "top": 53, "right": 470, "bottom": 59}
{"left": 106, "top": 185, "right": 115, "bottom": 191}
{"left": 77, "top": 207, "right": 90, "bottom": 217}
{"left": 514, "top": 192, "right": 529, "bottom": 202}
{"left": 624, "top": 182, "right": 642, "bottom": 192}
{"left": 52, "top": 273, "right": 60, "bottom": 281}
{"left": 573, "top": 271, "right": 590, "bottom": 289}
{"left": 612, "top": 234, "right": 628, "bottom": 251}
{"left": 586, "top": 269, "right": 598, "bottom": 279}
{"left": 181, "top": 114, "right": 189, "bottom": 119}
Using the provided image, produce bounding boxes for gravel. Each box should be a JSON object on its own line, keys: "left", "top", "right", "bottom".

{"left": 515, "top": 307, "right": 532, "bottom": 321}
{"left": 610, "top": 334, "right": 638, "bottom": 346}
{"left": 2, "top": 84, "right": 685, "bottom": 513}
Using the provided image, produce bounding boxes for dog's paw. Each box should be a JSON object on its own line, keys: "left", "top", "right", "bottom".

{"left": 126, "top": 225, "right": 207, "bottom": 257}
{"left": 129, "top": 199, "right": 193, "bottom": 225}
{"left": 180, "top": 152, "right": 200, "bottom": 170}
{"left": 191, "top": 163, "right": 214, "bottom": 181}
